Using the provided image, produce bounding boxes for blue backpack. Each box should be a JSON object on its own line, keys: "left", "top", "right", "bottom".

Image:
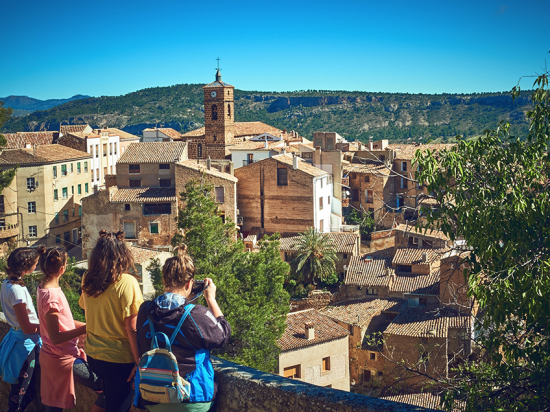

{"left": 136, "top": 304, "right": 194, "bottom": 403}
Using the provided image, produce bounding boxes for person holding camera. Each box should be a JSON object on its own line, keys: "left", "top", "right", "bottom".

{"left": 135, "top": 245, "right": 231, "bottom": 412}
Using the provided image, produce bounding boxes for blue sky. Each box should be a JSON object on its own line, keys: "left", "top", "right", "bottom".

{"left": 1, "top": 0, "right": 549, "bottom": 99}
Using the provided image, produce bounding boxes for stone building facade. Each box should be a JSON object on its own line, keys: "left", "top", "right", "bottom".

{"left": 0, "top": 145, "right": 93, "bottom": 249}
{"left": 277, "top": 309, "right": 350, "bottom": 391}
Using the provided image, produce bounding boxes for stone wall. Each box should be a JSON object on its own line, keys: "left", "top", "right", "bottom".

{"left": 0, "top": 315, "right": 436, "bottom": 412}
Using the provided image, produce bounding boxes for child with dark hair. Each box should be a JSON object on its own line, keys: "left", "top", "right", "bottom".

{"left": 135, "top": 245, "right": 231, "bottom": 411}
{"left": 36, "top": 245, "right": 105, "bottom": 412}
{"left": 79, "top": 230, "right": 143, "bottom": 412}
{"left": 0, "top": 247, "right": 41, "bottom": 412}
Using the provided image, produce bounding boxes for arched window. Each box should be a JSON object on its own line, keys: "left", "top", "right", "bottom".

{"left": 197, "top": 143, "right": 203, "bottom": 158}
{"left": 227, "top": 104, "right": 231, "bottom": 118}
{"left": 211, "top": 104, "right": 218, "bottom": 121}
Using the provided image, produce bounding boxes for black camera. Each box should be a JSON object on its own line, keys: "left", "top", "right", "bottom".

{"left": 192, "top": 280, "right": 206, "bottom": 294}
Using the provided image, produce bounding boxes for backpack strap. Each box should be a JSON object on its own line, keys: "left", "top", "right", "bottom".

{"left": 169, "top": 304, "right": 194, "bottom": 345}
{"left": 146, "top": 301, "right": 158, "bottom": 350}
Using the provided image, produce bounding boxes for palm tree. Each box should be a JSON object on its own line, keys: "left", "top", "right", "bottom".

{"left": 293, "top": 228, "right": 337, "bottom": 285}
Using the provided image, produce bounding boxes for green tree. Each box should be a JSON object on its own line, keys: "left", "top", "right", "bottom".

{"left": 0, "top": 102, "right": 17, "bottom": 192}
{"left": 415, "top": 73, "right": 550, "bottom": 411}
{"left": 293, "top": 227, "right": 337, "bottom": 285}
{"left": 146, "top": 258, "right": 164, "bottom": 298}
{"left": 172, "top": 177, "right": 290, "bottom": 373}
{"left": 345, "top": 208, "right": 375, "bottom": 237}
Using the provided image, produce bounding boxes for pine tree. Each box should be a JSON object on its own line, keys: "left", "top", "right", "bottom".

{"left": 172, "top": 177, "right": 290, "bottom": 373}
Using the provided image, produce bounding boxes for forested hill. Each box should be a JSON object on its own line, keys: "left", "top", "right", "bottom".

{"left": 1, "top": 84, "right": 533, "bottom": 143}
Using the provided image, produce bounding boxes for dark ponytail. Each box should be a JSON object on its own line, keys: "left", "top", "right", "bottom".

{"left": 6, "top": 247, "right": 40, "bottom": 287}
{"left": 38, "top": 245, "right": 68, "bottom": 285}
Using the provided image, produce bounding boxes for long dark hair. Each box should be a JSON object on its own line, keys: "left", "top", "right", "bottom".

{"left": 82, "top": 230, "right": 135, "bottom": 298}
{"left": 6, "top": 247, "right": 40, "bottom": 287}
{"left": 38, "top": 245, "right": 68, "bottom": 285}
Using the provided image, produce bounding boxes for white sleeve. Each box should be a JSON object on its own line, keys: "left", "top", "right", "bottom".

{"left": 8, "top": 284, "right": 27, "bottom": 307}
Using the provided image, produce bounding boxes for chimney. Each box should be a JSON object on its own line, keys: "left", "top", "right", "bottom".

{"left": 305, "top": 322, "right": 315, "bottom": 340}
{"left": 283, "top": 129, "right": 287, "bottom": 134}
{"left": 282, "top": 147, "right": 286, "bottom": 155}
{"left": 292, "top": 153, "right": 299, "bottom": 170}
{"left": 229, "top": 161, "right": 234, "bottom": 176}
{"left": 33, "top": 144, "right": 37, "bottom": 156}
{"left": 369, "top": 141, "right": 373, "bottom": 151}
{"left": 264, "top": 139, "right": 268, "bottom": 148}
{"left": 207, "top": 156, "right": 212, "bottom": 170}
{"left": 422, "top": 252, "right": 428, "bottom": 262}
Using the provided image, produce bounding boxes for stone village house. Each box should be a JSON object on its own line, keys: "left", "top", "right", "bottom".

{"left": 81, "top": 142, "right": 237, "bottom": 258}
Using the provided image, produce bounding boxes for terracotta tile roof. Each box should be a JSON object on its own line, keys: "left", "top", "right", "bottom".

{"left": 0, "top": 144, "right": 91, "bottom": 165}
{"left": 243, "top": 227, "right": 261, "bottom": 243}
{"left": 277, "top": 309, "right": 349, "bottom": 352}
{"left": 381, "top": 392, "right": 464, "bottom": 411}
{"left": 110, "top": 187, "right": 177, "bottom": 203}
{"left": 143, "top": 128, "right": 182, "bottom": 140}
{"left": 394, "top": 224, "right": 450, "bottom": 241}
{"left": 272, "top": 154, "right": 327, "bottom": 177}
{"left": 345, "top": 255, "right": 393, "bottom": 288}
{"left": 181, "top": 122, "right": 283, "bottom": 139}
{"left": 343, "top": 162, "right": 392, "bottom": 176}
{"left": 60, "top": 124, "right": 90, "bottom": 135}
{"left": 117, "top": 142, "right": 187, "bottom": 164}
{"left": 228, "top": 140, "right": 283, "bottom": 152}
{"left": 203, "top": 80, "right": 234, "bottom": 88}
{"left": 278, "top": 232, "right": 359, "bottom": 254}
{"left": 391, "top": 271, "right": 440, "bottom": 295}
{"left": 128, "top": 246, "right": 166, "bottom": 265}
{"left": 270, "top": 145, "right": 300, "bottom": 154}
{"left": 385, "top": 306, "right": 470, "bottom": 339}
{"left": 3, "top": 131, "right": 59, "bottom": 149}
{"left": 392, "top": 248, "right": 441, "bottom": 266}
{"left": 387, "top": 143, "right": 456, "bottom": 160}
{"left": 320, "top": 298, "right": 407, "bottom": 327}
{"left": 97, "top": 128, "right": 139, "bottom": 140}
{"left": 177, "top": 160, "right": 238, "bottom": 182}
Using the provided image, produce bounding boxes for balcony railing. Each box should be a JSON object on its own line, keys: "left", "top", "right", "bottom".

{"left": 0, "top": 222, "right": 19, "bottom": 238}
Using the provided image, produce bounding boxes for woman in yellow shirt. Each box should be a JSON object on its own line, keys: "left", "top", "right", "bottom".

{"left": 79, "top": 230, "right": 143, "bottom": 412}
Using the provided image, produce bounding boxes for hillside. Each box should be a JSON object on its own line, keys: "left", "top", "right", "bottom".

{"left": 0, "top": 94, "right": 91, "bottom": 115}
{"left": 1, "top": 85, "right": 533, "bottom": 143}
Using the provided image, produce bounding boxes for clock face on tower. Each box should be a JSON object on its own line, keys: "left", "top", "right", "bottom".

{"left": 210, "top": 91, "right": 217, "bottom": 98}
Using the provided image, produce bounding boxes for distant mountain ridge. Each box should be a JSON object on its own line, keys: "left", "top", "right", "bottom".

{"left": 0, "top": 94, "right": 91, "bottom": 112}
{"left": 0, "top": 84, "right": 533, "bottom": 143}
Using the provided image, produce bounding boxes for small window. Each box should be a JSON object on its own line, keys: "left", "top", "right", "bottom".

{"left": 159, "top": 164, "right": 170, "bottom": 170}
{"left": 419, "top": 297, "right": 427, "bottom": 307}
{"left": 322, "top": 357, "right": 331, "bottom": 372}
{"left": 70, "top": 163, "right": 74, "bottom": 173}
{"left": 379, "top": 155, "right": 385, "bottom": 162}
{"left": 401, "top": 177, "right": 406, "bottom": 189}
{"left": 352, "top": 189, "right": 359, "bottom": 201}
{"left": 159, "top": 179, "right": 171, "bottom": 187}
{"left": 79, "top": 206, "right": 82, "bottom": 217}
{"left": 71, "top": 186, "right": 74, "bottom": 195}
{"left": 150, "top": 222, "right": 159, "bottom": 234}
{"left": 343, "top": 253, "right": 348, "bottom": 259}
{"left": 62, "top": 187, "right": 68, "bottom": 199}
{"left": 63, "top": 210, "right": 69, "bottom": 222}
{"left": 55, "top": 235, "right": 61, "bottom": 244}
{"left": 129, "top": 164, "right": 140, "bottom": 174}
{"left": 27, "top": 202, "right": 36, "bottom": 214}
{"left": 319, "top": 219, "right": 324, "bottom": 232}
{"left": 352, "top": 173, "right": 357, "bottom": 179}
{"left": 320, "top": 178, "right": 323, "bottom": 188}
{"left": 277, "top": 167, "right": 288, "bottom": 186}
{"left": 319, "top": 197, "right": 323, "bottom": 210}
{"left": 228, "top": 103, "right": 231, "bottom": 118}
{"left": 53, "top": 166, "right": 57, "bottom": 178}
{"left": 398, "top": 264, "right": 412, "bottom": 273}
{"left": 370, "top": 353, "right": 376, "bottom": 361}
{"left": 64, "top": 231, "right": 70, "bottom": 243}
{"left": 55, "top": 213, "right": 59, "bottom": 224}
{"left": 378, "top": 371, "right": 384, "bottom": 377}
{"left": 349, "top": 324, "right": 354, "bottom": 336}
{"left": 123, "top": 221, "right": 136, "bottom": 239}
{"left": 328, "top": 196, "right": 330, "bottom": 205}
{"left": 211, "top": 104, "right": 218, "bottom": 121}
{"left": 143, "top": 203, "right": 171, "bottom": 216}
{"left": 85, "top": 183, "right": 89, "bottom": 194}
{"left": 77, "top": 162, "right": 81, "bottom": 174}
{"left": 401, "top": 161, "right": 407, "bottom": 172}
{"left": 54, "top": 189, "right": 58, "bottom": 201}
{"left": 124, "top": 204, "right": 131, "bottom": 211}
{"left": 366, "top": 190, "right": 373, "bottom": 204}
{"left": 27, "top": 178, "right": 35, "bottom": 191}
{"left": 364, "top": 175, "right": 370, "bottom": 183}
{"left": 367, "top": 288, "right": 378, "bottom": 295}
{"left": 197, "top": 143, "right": 203, "bottom": 158}
{"left": 363, "top": 370, "right": 371, "bottom": 381}
{"left": 29, "top": 226, "right": 37, "bottom": 237}
{"left": 103, "top": 143, "right": 107, "bottom": 156}
{"left": 61, "top": 164, "right": 67, "bottom": 176}
{"left": 130, "top": 180, "right": 142, "bottom": 188}
{"left": 72, "top": 208, "right": 75, "bottom": 217}
{"left": 84, "top": 162, "right": 88, "bottom": 172}
{"left": 215, "top": 187, "right": 225, "bottom": 203}
{"left": 283, "top": 365, "right": 301, "bottom": 379}
{"left": 95, "top": 144, "right": 99, "bottom": 158}
{"left": 78, "top": 184, "right": 81, "bottom": 195}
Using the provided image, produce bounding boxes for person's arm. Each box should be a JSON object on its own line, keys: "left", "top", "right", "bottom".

{"left": 203, "top": 278, "right": 223, "bottom": 318}
{"left": 125, "top": 314, "right": 139, "bottom": 382}
{"left": 74, "top": 320, "right": 86, "bottom": 328}
{"left": 13, "top": 303, "right": 40, "bottom": 335}
{"left": 45, "top": 309, "right": 86, "bottom": 346}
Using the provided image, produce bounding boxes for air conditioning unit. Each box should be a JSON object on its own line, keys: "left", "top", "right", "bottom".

{"left": 237, "top": 216, "right": 243, "bottom": 225}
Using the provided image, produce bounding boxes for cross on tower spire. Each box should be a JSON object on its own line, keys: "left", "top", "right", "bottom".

{"left": 216, "top": 57, "right": 221, "bottom": 71}
{"left": 215, "top": 57, "right": 222, "bottom": 82}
